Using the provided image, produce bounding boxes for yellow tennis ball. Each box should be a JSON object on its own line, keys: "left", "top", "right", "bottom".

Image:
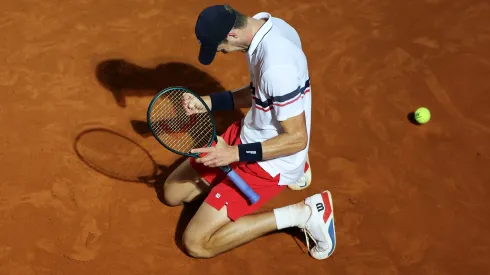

{"left": 414, "top": 107, "right": 431, "bottom": 124}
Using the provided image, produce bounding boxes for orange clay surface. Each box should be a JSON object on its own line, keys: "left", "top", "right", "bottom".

{"left": 1, "top": 0, "right": 489, "bottom": 274}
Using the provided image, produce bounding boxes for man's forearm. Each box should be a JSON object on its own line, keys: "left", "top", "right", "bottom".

{"left": 235, "top": 112, "right": 308, "bottom": 162}
{"left": 231, "top": 83, "right": 252, "bottom": 109}
{"left": 260, "top": 132, "right": 307, "bottom": 160}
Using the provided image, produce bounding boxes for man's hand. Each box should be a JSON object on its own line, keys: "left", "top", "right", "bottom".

{"left": 191, "top": 136, "right": 239, "bottom": 167}
{"left": 182, "top": 93, "right": 211, "bottom": 115}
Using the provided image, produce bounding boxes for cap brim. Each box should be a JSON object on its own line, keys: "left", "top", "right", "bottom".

{"left": 198, "top": 45, "right": 217, "bottom": 65}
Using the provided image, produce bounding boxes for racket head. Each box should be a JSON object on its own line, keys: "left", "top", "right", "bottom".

{"left": 146, "top": 86, "right": 217, "bottom": 158}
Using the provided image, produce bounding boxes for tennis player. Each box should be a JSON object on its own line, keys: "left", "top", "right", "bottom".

{"left": 163, "top": 5, "right": 336, "bottom": 260}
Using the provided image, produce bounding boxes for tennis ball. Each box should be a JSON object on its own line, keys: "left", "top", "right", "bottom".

{"left": 414, "top": 107, "right": 431, "bottom": 124}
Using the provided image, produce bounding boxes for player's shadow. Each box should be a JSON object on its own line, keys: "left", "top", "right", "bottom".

{"left": 94, "top": 59, "right": 245, "bottom": 135}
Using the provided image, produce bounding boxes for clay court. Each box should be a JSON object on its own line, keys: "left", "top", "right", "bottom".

{"left": 1, "top": 0, "right": 490, "bottom": 274}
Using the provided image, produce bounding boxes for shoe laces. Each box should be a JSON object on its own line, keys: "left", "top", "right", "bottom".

{"left": 302, "top": 229, "right": 328, "bottom": 253}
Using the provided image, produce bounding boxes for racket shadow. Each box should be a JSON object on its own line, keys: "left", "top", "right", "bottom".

{"left": 95, "top": 59, "right": 245, "bottom": 135}
{"left": 73, "top": 127, "right": 184, "bottom": 202}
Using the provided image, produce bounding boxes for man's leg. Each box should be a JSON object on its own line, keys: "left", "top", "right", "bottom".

{"left": 180, "top": 177, "right": 336, "bottom": 260}
{"left": 162, "top": 158, "right": 211, "bottom": 206}
{"left": 182, "top": 200, "right": 310, "bottom": 258}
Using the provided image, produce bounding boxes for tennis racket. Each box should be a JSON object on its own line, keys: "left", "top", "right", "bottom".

{"left": 146, "top": 86, "right": 260, "bottom": 204}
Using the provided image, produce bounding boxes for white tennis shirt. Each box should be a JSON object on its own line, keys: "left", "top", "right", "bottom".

{"left": 240, "top": 12, "right": 312, "bottom": 185}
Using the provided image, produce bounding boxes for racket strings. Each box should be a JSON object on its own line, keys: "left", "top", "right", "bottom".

{"left": 149, "top": 89, "right": 214, "bottom": 153}
{"left": 156, "top": 112, "right": 210, "bottom": 151}
{"left": 151, "top": 92, "right": 211, "bottom": 148}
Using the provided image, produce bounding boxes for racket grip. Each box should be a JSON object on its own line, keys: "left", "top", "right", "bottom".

{"left": 227, "top": 170, "right": 260, "bottom": 204}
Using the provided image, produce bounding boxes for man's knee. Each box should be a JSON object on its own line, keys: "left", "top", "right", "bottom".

{"left": 162, "top": 183, "right": 183, "bottom": 207}
{"left": 161, "top": 159, "right": 207, "bottom": 206}
{"left": 182, "top": 231, "right": 215, "bottom": 259}
{"left": 162, "top": 180, "right": 201, "bottom": 207}
{"left": 181, "top": 203, "right": 230, "bottom": 259}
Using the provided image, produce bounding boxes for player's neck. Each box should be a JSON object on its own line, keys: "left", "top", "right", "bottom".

{"left": 244, "top": 18, "right": 267, "bottom": 47}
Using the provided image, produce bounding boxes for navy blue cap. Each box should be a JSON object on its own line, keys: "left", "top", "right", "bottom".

{"left": 195, "top": 5, "right": 236, "bottom": 65}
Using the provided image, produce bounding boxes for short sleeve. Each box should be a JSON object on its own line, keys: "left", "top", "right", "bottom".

{"left": 261, "top": 66, "right": 305, "bottom": 121}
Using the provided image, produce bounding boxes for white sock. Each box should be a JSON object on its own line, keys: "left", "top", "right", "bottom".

{"left": 273, "top": 203, "right": 311, "bottom": 230}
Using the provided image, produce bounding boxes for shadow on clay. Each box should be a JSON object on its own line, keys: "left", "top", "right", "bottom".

{"left": 94, "top": 59, "right": 245, "bottom": 136}
{"left": 73, "top": 127, "right": 164, "bottom": 187}
{"left": 407, "top": 112, "right": 422, "bottom": 126}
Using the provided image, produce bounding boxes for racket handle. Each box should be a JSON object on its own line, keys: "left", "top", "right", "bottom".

{"left": 227, "top": 170, "right": 260, "bottom": 204}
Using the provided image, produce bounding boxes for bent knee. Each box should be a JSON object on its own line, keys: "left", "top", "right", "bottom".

{"left": 162, "top": 193, "right": 182, "bottom": 207}
{"left": 162, "top": 180, "right": 202, "bottom": 207}
{"left": 182, "top": 233, "right": 215, "bottom": 259}
{"left": 162, "top": 182, "right": 184, "bottom": 206}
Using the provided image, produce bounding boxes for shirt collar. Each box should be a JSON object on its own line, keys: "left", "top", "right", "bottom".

{"left": 247, "top": 12, "right": 273, "bottom": 55}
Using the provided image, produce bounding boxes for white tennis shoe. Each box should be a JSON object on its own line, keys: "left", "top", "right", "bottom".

{"left": 288, "top": 156, "right": 312, "bottom": 191}
{"left": 299, "top": 190, "right": 336, "bottom": 260}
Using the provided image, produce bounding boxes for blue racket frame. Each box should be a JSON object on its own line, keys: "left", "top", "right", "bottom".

{"left": 147, "top": 86, "right": 260, "bottom": 205}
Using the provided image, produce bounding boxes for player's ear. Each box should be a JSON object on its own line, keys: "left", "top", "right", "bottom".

{"left": 227, "top": 32, "right": 238, "bottom": 39}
